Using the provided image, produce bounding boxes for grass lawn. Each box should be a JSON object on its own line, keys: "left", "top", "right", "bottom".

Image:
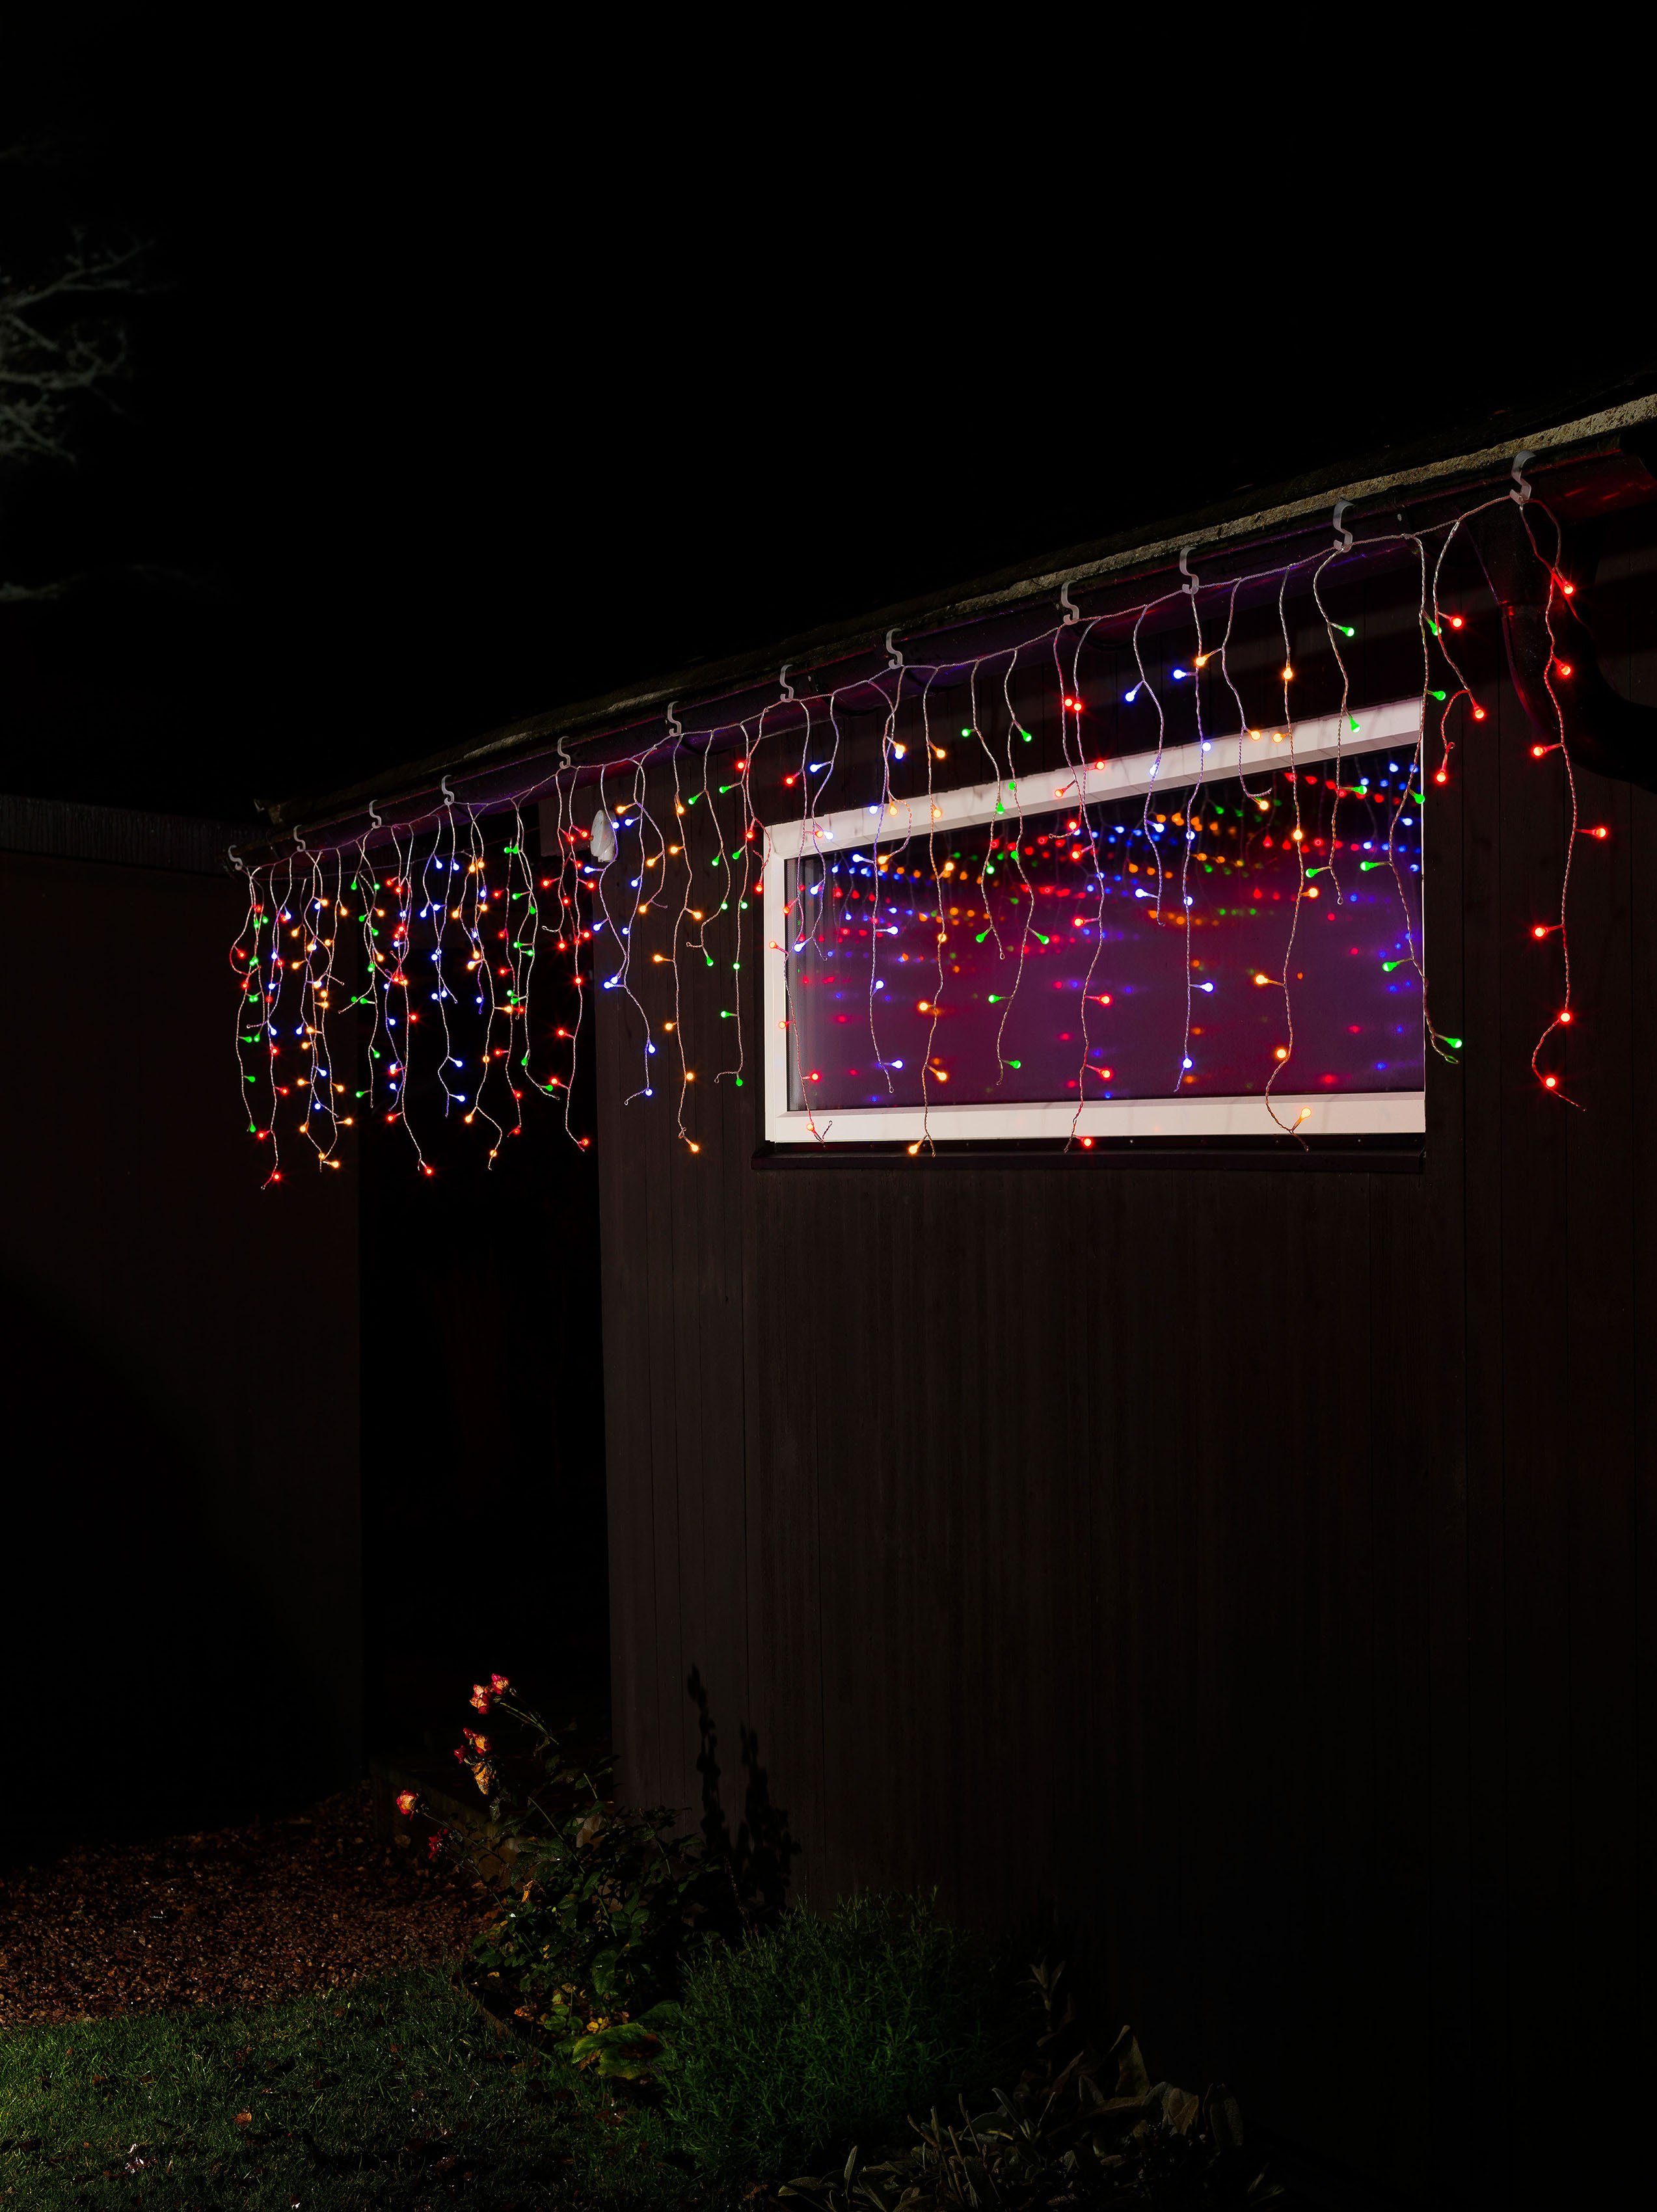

{"left": 0, "top": 1969, "right": 690, "bottom": 2210}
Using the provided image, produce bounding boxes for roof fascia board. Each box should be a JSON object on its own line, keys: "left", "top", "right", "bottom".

{"left": 262, "top": 389, "right": 1657, "bottom": 839}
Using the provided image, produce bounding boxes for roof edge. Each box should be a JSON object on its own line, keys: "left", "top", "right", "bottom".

{"left": 263, "top": 381, "right": 1657, "bottom": 837}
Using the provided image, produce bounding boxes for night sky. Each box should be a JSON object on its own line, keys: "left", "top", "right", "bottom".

{"left": 5, "top": 29, "right": 1653, "bottom": 825}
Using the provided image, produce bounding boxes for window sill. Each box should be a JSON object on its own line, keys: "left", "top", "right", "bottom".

{"left": 751, "top": 1134, "right": 1423, "bottom": 1171}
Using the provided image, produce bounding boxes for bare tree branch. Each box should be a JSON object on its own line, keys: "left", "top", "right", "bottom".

{"left": 0, "top": 222, "right": 144, "bottom": 468}
{"left": 0, "top": 146, "right": 149, "bottom": 602}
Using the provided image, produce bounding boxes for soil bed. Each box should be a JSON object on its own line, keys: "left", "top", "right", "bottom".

{"left": 0, "top": 1783, "right": 481, "bottom": 2026}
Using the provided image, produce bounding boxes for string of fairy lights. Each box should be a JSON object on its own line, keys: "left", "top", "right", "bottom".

{"left": 230, "top": 478, "right": 1608, "bottom": 1180}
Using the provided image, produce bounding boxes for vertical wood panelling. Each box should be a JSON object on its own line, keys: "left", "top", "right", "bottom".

{"left": 596, "top": 980, "right": 657, "bottom": 1807}
{"left": 1496, "top": 671, "right": 1574, "bottom": 2203}
{"left": 1563, "top": 757, "right": 1641, "bottom": 2142}
{"left": 1421, "top": 694, "right": 1474, "bottom": 2200}
{"left": 592, "top": 567, "right": 1657, "bottom": 2205}
{"left": 1457, "top": 668, "right": 1511, "bottom": 2201}
{"left": 1631, "top": 783, "right": 1657, "bottom": 2112}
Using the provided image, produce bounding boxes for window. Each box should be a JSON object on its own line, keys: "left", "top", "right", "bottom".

{"left": 761, "top": 699, "right": 1426, "bottom": 1144}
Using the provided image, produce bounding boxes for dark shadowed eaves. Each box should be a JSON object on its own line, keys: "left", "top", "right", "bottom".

{"left": 249, "top": 373, "right": 1657, "bottom": 863}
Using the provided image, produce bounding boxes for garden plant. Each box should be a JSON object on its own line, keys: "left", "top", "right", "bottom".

{"left": 0, "top": 1677, "right": 1288, "bottom": 2207}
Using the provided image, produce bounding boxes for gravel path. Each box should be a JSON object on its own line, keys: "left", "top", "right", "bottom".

{"left": 0, "top": 1785, "right": 481, "bottom": 2026}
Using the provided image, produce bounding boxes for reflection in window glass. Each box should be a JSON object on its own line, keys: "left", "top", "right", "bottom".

{"left": 785, "top": 748, "right": 1423, "bottom": 1113}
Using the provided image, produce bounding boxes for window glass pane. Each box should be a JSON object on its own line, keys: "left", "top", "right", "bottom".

{"left": 785, "top": 747, "right": 1423, "bottom": 1113}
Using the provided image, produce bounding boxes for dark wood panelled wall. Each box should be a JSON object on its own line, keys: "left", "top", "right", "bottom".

{"left": 593, "top": 524, "right": 1657, "bottom": 2207}
{"left": 0, "top": 848, "right": 360, "bottom": 1853}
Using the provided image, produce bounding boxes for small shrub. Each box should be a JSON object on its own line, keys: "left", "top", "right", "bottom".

{"left": 661, "top": 1893, "right": 1025, "bottom": 2184}
{"left": 775, "top": 1962, "right": 1286, "bottom": 2209}
{"left": 403, "top": 1677, "right": 741, "bottom": 2082}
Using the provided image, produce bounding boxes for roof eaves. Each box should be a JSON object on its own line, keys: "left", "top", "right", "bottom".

{"left": 260, "top": 379, "right": 1657, "bottom": 842}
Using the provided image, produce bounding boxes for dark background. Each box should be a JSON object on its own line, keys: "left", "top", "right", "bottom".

{"left": 0, "top": 852, "right": 361, "bottom": 1857}
{"left": 4, "top": 27, "right": 1654, "bottom": 824}
{"left": 358, "top": 1051, "right": 608, "bottom": 1760}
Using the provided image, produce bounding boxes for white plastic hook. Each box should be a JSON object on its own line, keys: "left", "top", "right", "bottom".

{"left": 440, "top": 775, "right": 456, "bottom": 807}
{"left": 885, "top": 627, "right": 904, "bottom": 671}
{"left": 226, "top": 842, "right": 246, "bottom": 876}
{"left": 664, "top": 701, "right": 684, "bottom": 742}
{"left": 779, "top": 664, "right": 796, "bottom": 702}
{"left": 291, "top": 824, "right": 307, "bottom": 853}
{"left": 368, "top": 799, "right": 383, "bottom": 831}
{"left": 1332, "top": 498, "right": 1354, "bottom": 552}
{"left": 1059, "top": 584, "right": 1080, "bottom": 625}
{"left": 1511, "top": 450, "right": 1534, "bottom": 506}
{"left": 1179, "top": 546, "right": 1198, "bottom": 597}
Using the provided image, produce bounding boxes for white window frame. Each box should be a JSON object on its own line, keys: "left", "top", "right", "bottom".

{"left": 761, "top": 697, "right": 1427, "bottom": 1145}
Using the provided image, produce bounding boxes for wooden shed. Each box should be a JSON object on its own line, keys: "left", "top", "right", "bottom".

{"left": 251, "top": 386, "right": 1657, "bottom": 2207}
